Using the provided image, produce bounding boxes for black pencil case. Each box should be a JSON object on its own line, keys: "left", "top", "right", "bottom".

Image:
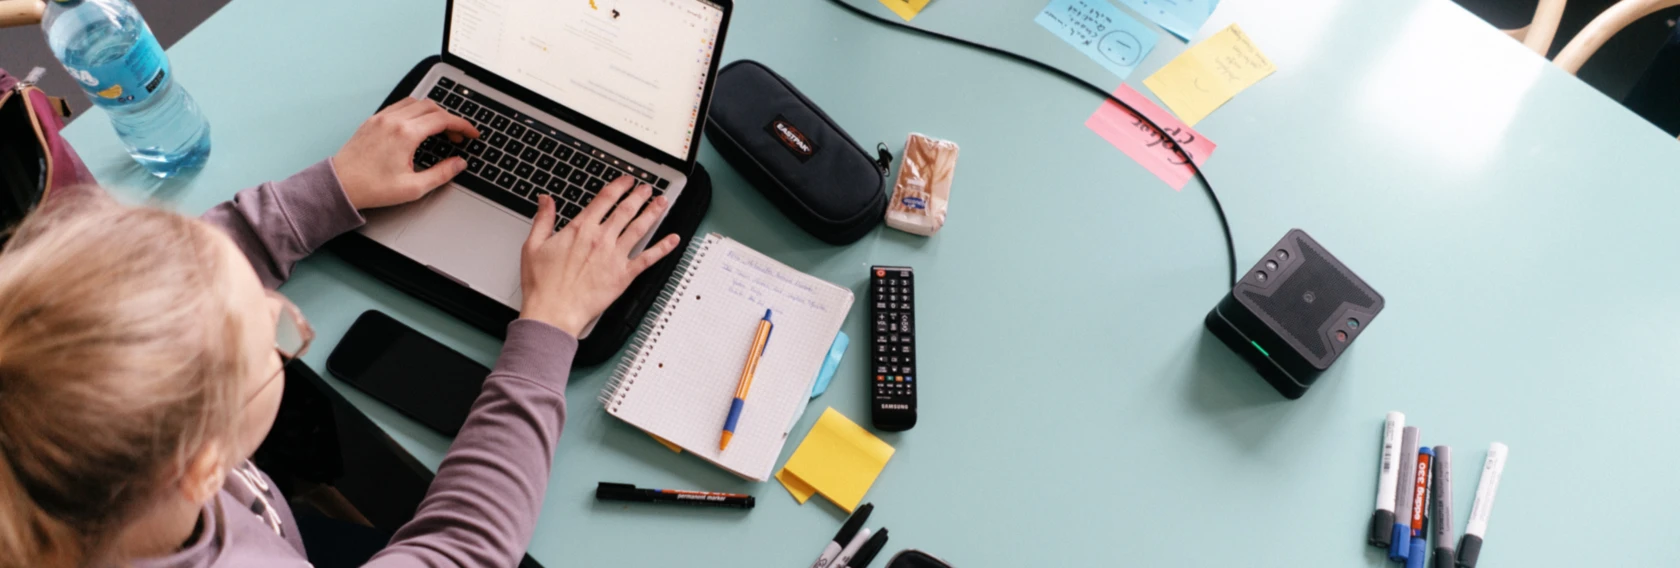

{"left": 706, "top": 60, "right": 891, "bottom": 245}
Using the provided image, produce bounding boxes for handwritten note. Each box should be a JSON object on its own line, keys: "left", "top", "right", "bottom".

{"left": 1035, "top": 0, "right": 1160, "bottom": 80}
{"left": 1086, "top": 84, "right": 1216, "bottom": 190}
{"left": 879, "top": 0, "right": 932, "bottom": 20}
{"left": 1117, "top": 0, "right": 1217, "bottom": 41}
{"left": 1142, "top": 23, "right": 1275, "bottom": 126}
{"left": 719, "top": 248, "right": 830, "bottom": 314}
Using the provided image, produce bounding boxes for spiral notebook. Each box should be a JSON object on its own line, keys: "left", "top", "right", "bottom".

{"left": 599, "top": 233, "right": 855, "bottom": 481}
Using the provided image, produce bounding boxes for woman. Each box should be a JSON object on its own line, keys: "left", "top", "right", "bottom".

{"left": 0, "top": 98, "right": 680, "bottom": 567}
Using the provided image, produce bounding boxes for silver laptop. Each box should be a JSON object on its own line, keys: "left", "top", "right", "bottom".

{"left": 360, "top": 0, "right": 732, "bottom": 337}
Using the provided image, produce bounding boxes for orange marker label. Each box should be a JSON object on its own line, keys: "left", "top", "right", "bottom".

{"left": 1411, "top": 452, "right": 1431, "bottom": 530}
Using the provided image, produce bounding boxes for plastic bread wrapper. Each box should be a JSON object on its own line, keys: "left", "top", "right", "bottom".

{"left": 886, "top": 133, "right": 958, "bottom": 236}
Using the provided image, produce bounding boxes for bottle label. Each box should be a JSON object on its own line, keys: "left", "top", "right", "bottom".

{"left": 63, "top": 27, "right": 169, "bottom": 106}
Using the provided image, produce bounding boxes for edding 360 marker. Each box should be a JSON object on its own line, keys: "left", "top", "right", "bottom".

{"left": 1369, "top": 412, "right": 1406, "bottom": 548}
{"left": 1388, "top": 426, "right": 1420, "bottom": 561}
{"left": 1432, "top": 446, "right": 1456, "bottom": 568}
{"left": 1456, "top": 443, "right": 1508, "bottom": 568}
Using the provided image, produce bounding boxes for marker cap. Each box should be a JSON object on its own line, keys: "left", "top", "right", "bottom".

{"left": 1405, "top": 532, "right": 1427, "bottom": 568}
{"left": 1433, "top": 548, "right": 1457, "bottom": 568}
{"left": 1456, "top": 534, "right": 1483, "bottom": 568}
{"left": 1368, "top": 509, "right": 1394, "bottom": 548}
{"left": 1388, "top": 524, "right": 1411, "bottom": 561}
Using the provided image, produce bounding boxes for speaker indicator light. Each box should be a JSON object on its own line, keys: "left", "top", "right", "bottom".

{"left": 1251, "top": 341, "right": 1270, "bottom": 357}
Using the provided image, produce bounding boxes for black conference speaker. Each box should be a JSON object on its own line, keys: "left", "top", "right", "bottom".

{"left": 1205, "top": 229, "right": 1384, "bottom": 399}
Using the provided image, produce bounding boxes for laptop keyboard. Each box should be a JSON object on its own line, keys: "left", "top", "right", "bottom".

{"left": 413, "top": 76, "right": 670, "bottom": 231}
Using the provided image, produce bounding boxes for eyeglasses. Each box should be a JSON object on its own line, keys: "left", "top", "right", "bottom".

{"left": 246, "top": 290, "right": 313, "bottom": 407}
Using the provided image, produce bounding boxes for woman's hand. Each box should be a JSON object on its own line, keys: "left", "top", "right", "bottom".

{"left": 519, "top": 177, "right": 681, "bottom": 336}
{"left": 332, "top": 98, "right": 480, "bottom": 210}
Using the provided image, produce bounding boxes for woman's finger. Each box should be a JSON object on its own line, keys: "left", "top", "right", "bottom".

{"left": 579, "top": 176, "right": 635, "bottom": 228}
{"left": 411, "top": 110, "right": 480, "bottom": 143}
{"left": 409, "top": 157, "right": 468, "bottom": 194}
{"left": 627, "top": 234, "right": 681, "bottom": 276}
{"left": 602, "top": 184, "right": 652, "bottom": 238}
{"left": 616, "top": 195, "right": 669, "bottom": 252}
{"left": 526, "top": 194, "right": 557, "bottom": 251}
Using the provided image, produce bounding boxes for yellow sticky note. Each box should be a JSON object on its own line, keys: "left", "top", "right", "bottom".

{"left": 1142, "top": 23, "right": 1277, "bottom": 126}
{"left": 776, "top": 468, "right": 817, "bottom": 503}
{"left": 879, "top": 0, "right": 932, "bottom": 21}
{"left": 775, "top": 408, "right": 895, "bottom": 512}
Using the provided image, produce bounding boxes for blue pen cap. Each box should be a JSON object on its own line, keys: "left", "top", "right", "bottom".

{"left": 1406, "top": 532, "right": 1428, "bottom": 568}
{"left": 1389, "top": 524, "right": 1411, "bottom": 561}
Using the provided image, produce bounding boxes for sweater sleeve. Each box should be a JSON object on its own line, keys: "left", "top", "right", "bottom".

{"left": 365, "top": 319, "right": 575, "bottom": 568}
{"left": 199, "top": 160, "right": 365, "bottom": 288}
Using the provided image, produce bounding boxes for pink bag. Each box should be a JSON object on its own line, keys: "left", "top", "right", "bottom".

{"left": 1, "top": 66, "right": 96, "bottom": 229}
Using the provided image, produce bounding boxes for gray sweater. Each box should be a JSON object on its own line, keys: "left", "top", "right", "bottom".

{"left": 133, "top": 160, "right": 573, "bottom": 568}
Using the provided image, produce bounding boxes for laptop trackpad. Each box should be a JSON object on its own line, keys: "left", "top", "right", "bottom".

{"left": 395, "top": 188, "right": 526, "bottom": 303}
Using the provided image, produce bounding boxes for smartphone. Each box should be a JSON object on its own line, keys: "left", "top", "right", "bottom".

{"left": 326, "top": 311, "right": 489, "bottom": 436}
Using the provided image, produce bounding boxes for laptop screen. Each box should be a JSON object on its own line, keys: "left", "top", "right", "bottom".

{"left": 448, "top": 0, "right": 725, "bottom": 160}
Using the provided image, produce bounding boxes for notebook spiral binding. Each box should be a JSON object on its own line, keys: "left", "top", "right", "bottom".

{"left": 598, "top": 235, "right": 715, "bottom": 411}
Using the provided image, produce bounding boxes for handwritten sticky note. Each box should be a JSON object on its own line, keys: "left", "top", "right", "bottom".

{"left": 879, "top": 0, "right": 932, "bottom": 20}
{"left": 1036, "top": 0, "right": 1160, "bottom": 80}
{"left": 776, "top": 408, "right": 895, "bottom": 512}
{"left": 1086, "top": 84, "right": 1216, "bottom": 190}
{"left": 1142, "top": 23, "right": 1275, "bottom": 126}
{"left": 1117, "top": 0, "right": 1217, "bottom": 41}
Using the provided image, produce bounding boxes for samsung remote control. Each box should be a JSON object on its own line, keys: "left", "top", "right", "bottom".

{"left": 870, "top": 266, "right": 917, "bottom": 431}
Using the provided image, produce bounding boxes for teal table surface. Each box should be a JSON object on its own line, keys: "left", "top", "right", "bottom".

{"left": 63, "top": 0, "right": 1680, "bottom": 565}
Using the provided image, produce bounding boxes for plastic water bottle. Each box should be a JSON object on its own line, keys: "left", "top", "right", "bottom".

{"left": 43, "top": 0, "right": 210, "bottom": 178}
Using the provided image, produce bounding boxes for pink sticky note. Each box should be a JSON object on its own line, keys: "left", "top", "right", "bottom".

{"left": 1085, "top": 84, "right": 1216, "bottom": 191}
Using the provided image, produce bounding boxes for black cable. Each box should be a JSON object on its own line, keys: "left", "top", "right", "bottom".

{"left": 824, "top": 0, "right": 1239, "bottom": 286}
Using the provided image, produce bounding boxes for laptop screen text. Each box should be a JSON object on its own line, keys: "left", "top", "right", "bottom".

{"left": 449, "top": 0, "right": 725, "bottom": 159}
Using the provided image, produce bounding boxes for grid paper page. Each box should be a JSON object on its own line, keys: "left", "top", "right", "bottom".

{"left": 609, "top": 235, "right": 853, "bottom": 481}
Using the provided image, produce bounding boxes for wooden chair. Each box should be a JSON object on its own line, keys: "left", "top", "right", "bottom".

{"left": 1555, "top": 0, "right": 1680, "bottom": 74}
{"left": 1505, "top": 0, "right": 1571, "bottom": 55}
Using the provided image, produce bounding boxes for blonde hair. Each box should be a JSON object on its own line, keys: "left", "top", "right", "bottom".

{"left": 0, "top": 193, "right": 250, "bottom": 568}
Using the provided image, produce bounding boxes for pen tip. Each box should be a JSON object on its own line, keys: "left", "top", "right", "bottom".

{"left": 764, "top": 308, "right": 772, "bottom": 320}
{"left": 719, "top": 431, "right": 732, "bottom": 450}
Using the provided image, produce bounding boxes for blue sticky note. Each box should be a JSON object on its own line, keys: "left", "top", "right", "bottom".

{"left": 1035, "top": 0, "right": 1160, "bottom": 80}
{"left": 1117, "top": 0, "right": 1218, "bottom": 41}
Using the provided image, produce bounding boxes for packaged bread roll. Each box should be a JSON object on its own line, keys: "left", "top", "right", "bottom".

{"left": 886, "top": 133, "right": 958, "bottom": 236}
